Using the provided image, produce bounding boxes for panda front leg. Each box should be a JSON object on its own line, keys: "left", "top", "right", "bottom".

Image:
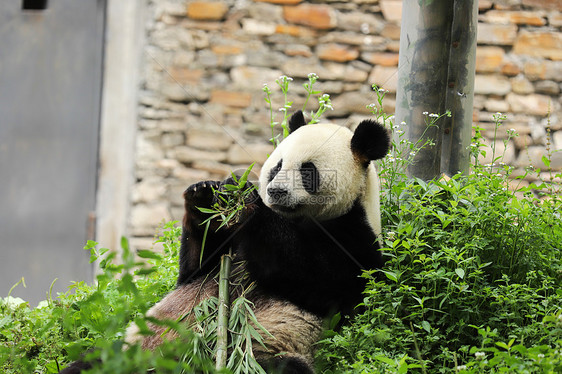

{"left": 177, "top": 180, "right": 233, "bottom": 285}
{"left": 177, "top": 177, "right": 259, "bottom": 285}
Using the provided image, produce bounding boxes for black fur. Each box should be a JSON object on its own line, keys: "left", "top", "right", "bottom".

{"left": 262, "top": 356, "right": 315, "bottom": 374}
{"left": 178, "top": 181, "right": 382, "bottom": 318}
{"left": 300, "top": 162, "right": 320, "bottom": 194}
{"left": 288, "top": 110, "right": 307, "bottom": 133}
{"left": 177, "top": 180, "right": 233, "bottom": 285}
{"left": 268, "top": 159, "right": 283, "bottom": 183}
{"left": 58, "top": 357, "right": 94, "bottom": 373}
{"left": 350, "top": 120, "right": 390, "bottom": 164}
{"left": 174, "top": 179, "right": 382, "bottom": 373}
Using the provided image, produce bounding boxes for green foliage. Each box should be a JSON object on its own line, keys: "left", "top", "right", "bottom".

{"left": 0, "top": 222, "right": 220, "bottom": 373}
{"left": 175, "top": 289, "right": 268, "bottom": 374}
{"left": 263, "top": 73, "right": 333, "bottom": 147}
{"left": 316, "top": 104, "right": 562, "bottom": 372}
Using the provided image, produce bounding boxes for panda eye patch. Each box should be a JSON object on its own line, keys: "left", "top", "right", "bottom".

{"left": 300, "top": 162, "right": 320, "bottom": 194}
{"left": 268, "top": 159, "right": 282, "bottom": 183}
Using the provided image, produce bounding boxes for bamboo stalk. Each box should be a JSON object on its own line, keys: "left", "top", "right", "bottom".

{"left": 216, "top": 252, "right": 232, "bottom": 370}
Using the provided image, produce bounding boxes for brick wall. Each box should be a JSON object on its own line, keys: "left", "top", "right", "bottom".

{"left": 129, "top": 0, "right": 561, "bottom": 250}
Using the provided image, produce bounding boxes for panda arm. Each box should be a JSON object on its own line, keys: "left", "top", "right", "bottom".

{"left": 177, "top": 181, "right": 234, "bottom": 285}
{"left": 177, "top": 177, "right": 262, "bottom": 286}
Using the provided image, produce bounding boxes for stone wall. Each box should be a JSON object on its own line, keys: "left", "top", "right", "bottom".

{"left": 129, "top": 0, "right": 562, "bottom": 250}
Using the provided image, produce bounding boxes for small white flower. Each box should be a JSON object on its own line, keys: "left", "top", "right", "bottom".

{"left": 378, "top": 88, "right": 386, "bottom": 93}
{"left": 456, "top": 365, "right": 467, "bottom": 371}
{"left": 475, "top": 351, "right": 486, "bottom": 360}
{"left": 538, "top": 353, "right": 545, "bottom": 359}
{"left": 429, "top": 113, "right": 439, "bottom": 118}
{"left": 422, "top": 111, "right": 429, "bottom": 115}
{"left": 401, "top": 121, "right": 406, "bottom": 125}
{"left": 387, "top": 231, "right": 396, "bottom": 240}
{"left": 307, "top": 73, "right": 318, "bottom": 79}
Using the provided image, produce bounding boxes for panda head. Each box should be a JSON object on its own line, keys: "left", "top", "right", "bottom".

{"left": 259, "top": 111, "right": 390, "bottom": 227}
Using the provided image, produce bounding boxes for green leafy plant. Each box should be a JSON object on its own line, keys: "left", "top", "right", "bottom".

{"left": 263, "top": 73, "right": 333, "bottom": 146}
{"left": 370, "top": 84, "right": 451, "bottom": 211}
{"left": 0, "top": 222, "right": 195, "bottom": 373}
{"left": 315, "top": 95, "right": 562, "bottom": 373}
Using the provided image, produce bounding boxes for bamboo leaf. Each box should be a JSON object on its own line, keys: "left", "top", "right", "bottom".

{"left": 200, "top": 220, "right": 211, "bottom": 267}
{"left": 237, "top": 163, "right": 255, "bottom": 188}
{"left": 197, "top": 207, "right": 217, "bottom": 214}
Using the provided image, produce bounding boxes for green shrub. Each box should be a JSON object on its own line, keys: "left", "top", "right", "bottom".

{"left": 315, "top": 93, "right": 562, "bottom": 373}
{"left": 0, "top": 222, "right": 215, "bottom": 373}
{"left": 316, "top": 170, "right": 562, "bottom": 373}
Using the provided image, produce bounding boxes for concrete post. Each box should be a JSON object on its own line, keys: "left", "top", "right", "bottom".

{"left": 395, "top": 0, "right": 477, "bottom": 180}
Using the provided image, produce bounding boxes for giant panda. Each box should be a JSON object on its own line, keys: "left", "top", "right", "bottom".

{"left": 61, "top": 111, "right": 390, "bottom": 373}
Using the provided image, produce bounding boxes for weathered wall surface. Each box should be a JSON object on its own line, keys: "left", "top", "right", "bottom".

{"left": 129, "top": 0, "right": 561, "bottom": 250}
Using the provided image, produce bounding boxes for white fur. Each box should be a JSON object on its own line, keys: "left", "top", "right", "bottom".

{"left": 259, "top": 123, "right": 381, "bottom": 237}
{"left": 365, "top": 163, "right": 382, "bottom": 237}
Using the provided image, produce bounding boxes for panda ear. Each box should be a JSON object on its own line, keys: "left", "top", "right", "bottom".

{"left": 350, "top": 119, "right": 390, "bottom": 164}
{"left": 288, "top": 110, "right": 307, "bottom": 133}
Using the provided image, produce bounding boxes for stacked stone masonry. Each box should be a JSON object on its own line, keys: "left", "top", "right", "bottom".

{"left": 130, "top": 0, "right": 562, "bottom": 251}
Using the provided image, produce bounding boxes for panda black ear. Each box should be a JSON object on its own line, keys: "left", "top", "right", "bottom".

{"left": 288, "top": 110, "right": 307, "bottom": 133}
{"left": 350, "top": 119, "right": 390, "bottom": 164}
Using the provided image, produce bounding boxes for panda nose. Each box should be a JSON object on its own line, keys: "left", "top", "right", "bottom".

{"left": 267, "top": 187, "right": 289, "bottom": 201}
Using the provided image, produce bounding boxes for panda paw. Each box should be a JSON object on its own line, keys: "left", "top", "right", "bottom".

{"left": 183, "top": 178, "right": 260, "bottom": 231}
{"left": 183, "top": 180, "right": 221, "bottom": 211}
